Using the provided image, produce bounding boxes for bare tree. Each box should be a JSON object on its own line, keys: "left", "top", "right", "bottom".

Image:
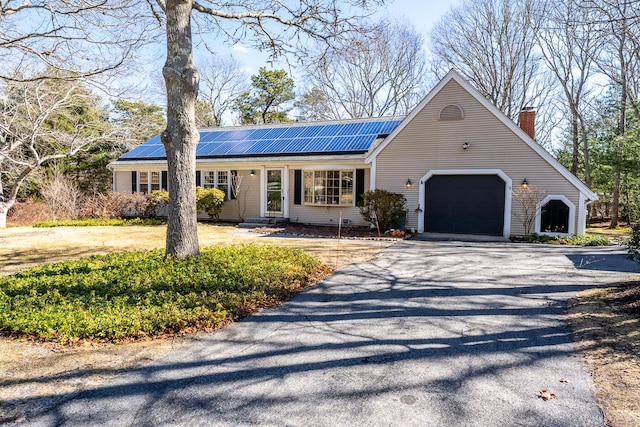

{"left": 0, "top": 1, "right": 154, "bottom": 83}
{"left": 430, "top": 0, "right": 551, "bottom": 127}
{"left": 580, "top": 0, "right": 640, "bottom": 227}
{"left": 231, "top": 173, "right": 248, "bottom": 221}
{"left": 305, "top": 20, "right": 428, "bottom": 119}
{"left": 152, "top": 0, "right": 384, "bottom": 257}
{"left": 0, "top": 76, "right": 113, "bottom": 227}
{"left": 295, "top": 87, "right": 333, "bottom": 122}
{"left": 512, "top": 184, "right": 546, "bottom": 235}
{"left": 198, "top": 55, "right": 248, "bottom": 127}
{"left": 534, "top": 0, "right": 599, "bottom": 185}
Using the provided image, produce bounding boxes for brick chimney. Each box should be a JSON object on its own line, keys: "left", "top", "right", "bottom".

{"left": 519, "top": 107, "right": 536, "bottom": 139}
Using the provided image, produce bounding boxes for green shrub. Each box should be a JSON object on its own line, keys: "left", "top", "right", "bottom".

{"left": 520, "top": 233, "right": 609, "bottom": 246}
{"left": 359, "top": 189, "right": 407, "bottom": 232}
{"left": 0, "top": 245, "right": 328, "bottom": 344}
{"left": 556, "top": 234, "right": 610, "bottom": 246}
{"left": 196, "top": 186, "right": 226, "bottom": 219}
{"left": 627, "top": 225, "right": 640, "bottom": 263}
{"left": 33, "top": 218, "right": 165, "bottom": 227}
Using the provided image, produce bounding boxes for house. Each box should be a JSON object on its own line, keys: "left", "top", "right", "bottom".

{"left": 110, "top": 70, "right": 597, "bottom": 237}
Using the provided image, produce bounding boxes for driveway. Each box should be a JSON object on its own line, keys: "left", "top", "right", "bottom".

{"left": 29, "top": 241, "right": 640, "bottom": 426}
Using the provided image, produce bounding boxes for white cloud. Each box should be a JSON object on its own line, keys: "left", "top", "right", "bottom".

{"left": 232, "top": 44, "right": 248, "bottom": 54}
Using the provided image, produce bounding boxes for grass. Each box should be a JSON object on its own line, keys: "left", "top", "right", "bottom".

{"left": 0, "top": 245, "right": 330, "bottom": 344}
{"left": 33, "top": 218, "right": 166, "bottom": 227}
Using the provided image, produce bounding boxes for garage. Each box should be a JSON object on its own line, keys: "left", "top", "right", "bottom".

{"left": 424, "top": 174, "right": 505, "bottom": 236}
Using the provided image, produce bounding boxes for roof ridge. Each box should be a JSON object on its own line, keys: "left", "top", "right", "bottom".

{"left": 198, "top": 116, "right": 405, "bottom": 132}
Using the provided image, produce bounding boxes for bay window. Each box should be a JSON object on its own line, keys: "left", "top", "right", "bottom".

{"left": 303, "top": 170, "right": 354, "bottom": 206}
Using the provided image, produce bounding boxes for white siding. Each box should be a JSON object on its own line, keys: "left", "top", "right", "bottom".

{"left": 217, "top": 170, "right": 260, "bottom": 221}
{"left": 115, "top": 171, "right": 132, "bottom": 193}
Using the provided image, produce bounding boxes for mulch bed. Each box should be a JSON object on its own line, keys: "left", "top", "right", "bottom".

{"left": 249, "top": 223, "right": 404, "bottom": 240}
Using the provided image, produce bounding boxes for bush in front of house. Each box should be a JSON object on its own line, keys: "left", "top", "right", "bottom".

{"left": 627, "top": 225, "right": 640, "bottom": 263}
{"left": 0, "top": 245, "right": 329, "bottom": 344}
{"left": 78, "top": 191, "right": 155, "bottom": 219}
{"left": 520, "top": 233, "right": 610, "bottom": 246}
{"left": 196, "top": 186, "right": 226, "bottom": 219}
{"left": 359, "top": 189, "right": 407, "bottom": 232}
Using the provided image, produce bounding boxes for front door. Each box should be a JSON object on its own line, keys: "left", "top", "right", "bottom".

{"left": 266, "top": 169, "right": 283, "bottom": 217}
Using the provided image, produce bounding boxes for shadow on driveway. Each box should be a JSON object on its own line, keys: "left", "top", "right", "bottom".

{"left": 17, "top": 241, "right": 640, "bottom": 426}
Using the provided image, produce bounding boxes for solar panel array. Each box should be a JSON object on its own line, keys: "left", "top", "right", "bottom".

{"left": 119, "top": 119, "right": 402, "bottom": 160}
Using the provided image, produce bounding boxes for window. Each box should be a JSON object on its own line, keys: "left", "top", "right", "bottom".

{"left": 201, "top": 170, "right": 230, "bottom": 198}
{"left": 439, "top": 104, "right": 464, "bottom": 120}
{"left": 139, "top": 172, "right": 149, "bottom": 194}
{"left": 203, "top": 171, "right": 216, "bottom": 188}
{"left": 150, "top": 171, "right": 160, "bottom": 191}
{"left": 541, "top": 199, "right": 570, "bottom": 233}
{"left": 136, "top": 171, "right": 162, "bottom": 193}
{"left": 303, "top": 170, "right": 354, "bottom": 206}
{"left": 217, "top": 171, "right": 229, "bottom": 196}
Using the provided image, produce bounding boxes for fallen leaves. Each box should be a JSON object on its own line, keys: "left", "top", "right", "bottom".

{"left": 539, "top": 389, "right": 556, "bottom": 401}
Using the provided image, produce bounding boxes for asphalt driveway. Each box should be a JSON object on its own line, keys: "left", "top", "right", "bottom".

{"left": 30, "top": 241, "right": 640, "bottom": 426}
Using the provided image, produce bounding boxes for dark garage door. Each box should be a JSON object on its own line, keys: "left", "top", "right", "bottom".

{"left": 425, "top": 175, "right": 505, "bottom": 236}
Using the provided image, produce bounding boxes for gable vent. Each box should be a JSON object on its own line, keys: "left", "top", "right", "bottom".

{"left": 439, "top": 104, "right": 464, "bottom": 120}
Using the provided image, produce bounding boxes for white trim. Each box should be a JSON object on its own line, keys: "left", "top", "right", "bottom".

{"left": 264, "top": 168, "right": 284, "bottom": 216}
{"left": 578, "top": 192, "right": 587, "bottom": 235}
{"left": 535, "top": 195, "right": 576, "bottom": 236}
{"left": 283, "top": 165, "right": 290, "bottom": 219}
{"left": 259, "top": 167, "right": 265, "bottom": 215}
{"left": 417, "top": 169, "right": 512, "bottom": 238}
{"left": 365, "top": 69, "right": 598, "bottom": 202}
{"left": 370, "top": 158, "right": 377, "bottom": 191}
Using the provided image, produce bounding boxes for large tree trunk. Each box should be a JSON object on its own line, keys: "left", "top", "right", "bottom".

{"left": 161, "top": 0, "right": 201, "bottom": 257}
{"left": 0, "top": 200, "right": 14, "bottom": 229}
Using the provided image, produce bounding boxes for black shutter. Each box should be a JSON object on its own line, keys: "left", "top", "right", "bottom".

{"left": 230, "top": 170, "right": 237, "bottom": 200}
{"left": 294, "top": 170, "right": 302, "bottom": 205}
{"left": 195, "top": 170, "right": 201, "bottom": 187}
{"left": 355, "top": 169, "right": 365, "bottom": 206}
{"left": 131, "top": 171, "right": 137, "bottom": 193}
{"left": 161, "top": 171, "right": 168, "bottom": 191}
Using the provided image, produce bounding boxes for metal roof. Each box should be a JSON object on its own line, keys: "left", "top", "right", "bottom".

{"left": 118, "top": 118, "right": 403, "bottom": 161}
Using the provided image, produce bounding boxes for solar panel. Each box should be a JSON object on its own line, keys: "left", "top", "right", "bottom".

{"left": 118, "top": 119, "right": 403, "bottom": 160}
{"left": 199, "top": 132, "right": 217, "bottom": 142}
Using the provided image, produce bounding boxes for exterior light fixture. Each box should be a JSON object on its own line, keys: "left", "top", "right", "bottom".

{"left": 250, "top": 170, "right": 255, "bottom": 176}
{"left": 406, "top": 179, "right": 412, "bottom": 189}
{"left": 522, "top": 178, "right": 528, "bottom": 189}
{"left": 462, "top": 142, "right": 470, "bottom": 150}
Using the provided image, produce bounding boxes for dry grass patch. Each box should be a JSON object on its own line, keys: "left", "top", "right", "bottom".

{"left": 567, "top": 281, "right": 640, "bottom": 427}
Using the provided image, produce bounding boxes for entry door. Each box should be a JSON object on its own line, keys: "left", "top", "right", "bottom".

{"left": 266, "top": 169, "right": 283, "bottom": 216}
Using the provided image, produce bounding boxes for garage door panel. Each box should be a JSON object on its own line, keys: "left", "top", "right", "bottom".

{"left": 425, "top": 175, "right": 505, "bottom": 236}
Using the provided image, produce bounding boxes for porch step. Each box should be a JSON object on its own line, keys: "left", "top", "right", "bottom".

{"left": 238, "top": 217, "right": 289, "bottom": 229}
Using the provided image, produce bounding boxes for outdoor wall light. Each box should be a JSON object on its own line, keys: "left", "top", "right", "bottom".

{"left": 462, "top": 142, "right": 470, "bottom": 150}
{"left": 522, "top": 178, "right": 528, "bottom": 189}
{"left": 406, "top": 179, "right": 412, "bottom": 189}
{"left": 250, "top": 170, "right": 255, "bottom": 176}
